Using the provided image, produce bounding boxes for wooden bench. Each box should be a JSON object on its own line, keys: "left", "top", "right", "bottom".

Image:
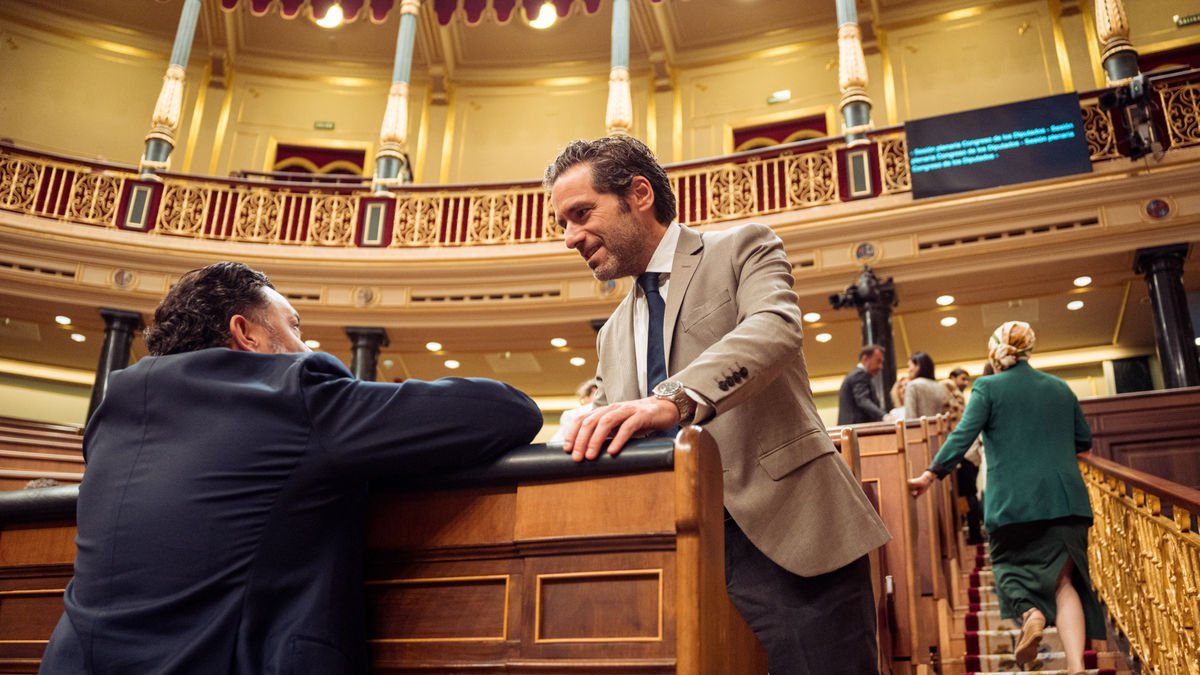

{"left": 0, "top": 429, "right": 767, "bottom": 674}
{"left": 0, "top": 422, "right": 84, "bottom": 491}
{"left": 1080, "top": 386, "right": 1200, "bottom": 490}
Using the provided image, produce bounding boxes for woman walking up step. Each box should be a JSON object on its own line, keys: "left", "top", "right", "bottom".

{"left": 908, "top": 321, "right": 1105, "bottom": 674}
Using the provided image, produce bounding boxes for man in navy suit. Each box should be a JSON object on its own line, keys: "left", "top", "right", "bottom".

{"left": 39, "top": 262, "right": 542, "bottom": 675}
{"left": 837, "top": 344, "right": 888, "bottom": 425}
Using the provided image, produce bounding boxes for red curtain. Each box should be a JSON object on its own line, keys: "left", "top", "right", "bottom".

{"left": 218, "top": 0, "right": 661, "bottom": 25}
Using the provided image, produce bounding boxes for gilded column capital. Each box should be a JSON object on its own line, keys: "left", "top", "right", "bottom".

{"left": 146, "top": 64, "right": 187, "bottom": 146}
{"left": 838, "top": 23, "right": 869, "bottom": 92}
{"left": 400, "top": 0, "right": 421, "bottom": 16}
{"left": 378, "top": 81, "right": 410, "bottom": 156}
{"left": 606, "top": 66, "right": 633, "bottom": 136}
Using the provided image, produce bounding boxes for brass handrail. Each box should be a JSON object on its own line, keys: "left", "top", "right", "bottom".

{"left": 1079, "top": 453, "right": 1200, "bottom": 675}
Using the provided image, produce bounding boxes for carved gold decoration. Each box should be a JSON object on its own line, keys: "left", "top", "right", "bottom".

{"left": 66, "top": 173, "right": 122, "bottom": 225}
{"left": 1161, "top": 82, "right": 1200, "bottom": 148}
{"left": 379, "top": 81, "right": 410, "bottom": 151}
{"left": 877, "top": 135, "right": 911, "bottom": 194}
{"left": 1093, "top": 0, "right": 1129, "bottom": 45}
{"left": 467, "top": 193, "right": 516, "bottom": 244}
{"left": 707, "top": 163, "right": 757, "bottom": 218}
{"left": 1080, "top": 101, "right": 1120, "bottom": 160}
{"left": 148, "top": 64, "right": 187, "bottom": 143}
{"left": 0, "top": 155, "right": 41, "bottom": 211}
{"left": 1082, "top": 462, "right": 1200, "bottom": 675}
{"left": 308, "top": 194, "right": 358, "bottom": 246}
{"left": 233, "top": 189, "right": 282, "bottom": 242}
{"left": 786, "top": 151, "right": 838, "bottom": 207}
{"left": 838, "top": 23, "right": 869, "bottom": 94}
{"left": 606, "top": 66, "right": 633, "bottom": 136}
{"left": 158, "top": 184, "right": 209, "bottom": 236}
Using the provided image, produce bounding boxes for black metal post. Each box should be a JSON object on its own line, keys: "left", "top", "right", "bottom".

{"left": 345, "top": 327, "right": 390, "bottom": 382}
{"left": 830, "top": 266, "right": 899, "bottom": 408}
{"left": 1134, "top": 244, "right": 1200, "bottom": 388}
{"left": 87, "top": 308, "right": 145, "bottom": 423}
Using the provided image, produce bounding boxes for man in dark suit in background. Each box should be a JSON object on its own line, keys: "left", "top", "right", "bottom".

{"left": 39, "top": 262, "right": 542, "bottom": 675}
{"left": 837, "top": 344, "right": 888, "bottom": 424}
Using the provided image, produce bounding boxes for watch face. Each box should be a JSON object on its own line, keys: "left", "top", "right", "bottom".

{"left": 655, "top": 380, "right": 682, "bottom": 397}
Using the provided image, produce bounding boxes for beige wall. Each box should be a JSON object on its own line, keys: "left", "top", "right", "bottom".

{"left": 0, "top": 374, "right": 89, "bottom": 426}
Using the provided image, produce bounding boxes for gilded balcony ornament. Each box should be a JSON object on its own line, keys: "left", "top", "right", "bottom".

{"left": 606, "top": 67, "right": 633, "bottom": 136}
{"left": 467, "top": 193, "right": 516, "bottom": 244}
{"left": 66, "top": 173, "right": 122, "bottom": 226}
{"left": 233, "top": 189, "right": 282, "bottom": 242}
{"left": 147, "top": 65, "right": 187, "bottom": 146}
{"left": 877, "top": 136, "right": 911, "bottom": 194}
{"left": 838, "top": 23, "right": 869, "bottom": 95}
{"left": 308, "top": 194, "right": 358, "bottom": 246}
{"left": 1081, "top": 102, "right": 1119, "bottom": 159}
{"left": 0, "top": 155, "right": 41, "bottom": 211}
{"left": 1161, "top": 82, "right": 1200, "bottom": 147}
{"left": 392, "top": 194, "right": 443, "bottom": 246}
{"left": 708, "top": 164, "right": 756, "bottom": 219}
{"left": 158, "top": 184, "right": 208, "bottom": 236}
{"left": 786, "top": 151, "right": 837, "bottom": 207}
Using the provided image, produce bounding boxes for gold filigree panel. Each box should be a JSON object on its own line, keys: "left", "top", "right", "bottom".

{"left": 706, "top": 163, "right": 757, "bottom": 220}
{"left": 878, "top": 136, "right": 911, "bottom": 194}
{"left": 233, "top": 189, "right": 282, "bottom": 242}
{"left": 66, "top": 173, "right": 122, "bottom": 226}
{"left": 0, "top": 155, "right": 42, "bottom": 212}
{"left": 158, "top": 184, "right": 209, "bottom": 236}
{"left": 467, "top": 193, "right": 516, "bottom": 245}
{"left": 308, "top": 194, "right": 358, "bottom": 246}
{"left": 1162, "top": 82, "right": 1200, "bottom": 148}
{"left": 785, "top": 150, "right": 837, "bottom": 207}
{"left": 1083, "top": 463, "right": 1200, "bottom": 675}
{"left": 393, "top": 194, "right": 444, "bottom": 247}
{"left": 1081, "top": 102, "right": 1119, "bottom": 160}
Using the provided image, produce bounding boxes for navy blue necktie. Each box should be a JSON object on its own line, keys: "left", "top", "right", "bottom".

{"left": 638, "top": 272, "right": 667, "bottom": 396}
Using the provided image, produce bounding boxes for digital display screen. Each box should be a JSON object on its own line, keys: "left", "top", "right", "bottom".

{"left": 905, "top": 93, "right": 1093, "bottom": 200}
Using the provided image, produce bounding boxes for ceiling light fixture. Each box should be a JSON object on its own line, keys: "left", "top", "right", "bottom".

{"left": 529, "top": 2, "right": 556, "bottom": 29}
{"left": 70, "top": 333, "right": 86, "bottom": 342}
{"left": 569, "top": 356, "right": 586, "bottom": 367}
{"left": 940, "top": 316, "right": 958, "bottom": 327}
{"left": 1067, "top": 300, "right": 1084, "bottom": 311}
{"left": 444, "top": 359, "right": 461, "bottom": 369}
{"left": 550, "top": 337, "right": 568, "bottom": 348}
{"left": 815, "top": 332, "right": 832, "bottom": 343}
{"left": 315, "top": 3, "right": 344, "bottom": 28}
{"left": 425, "top": 341, "right": 442, "bottom": 352}
{"left": 766, "top": 89, "right": 792, "bottom": 105}
{"left": 304, "top": 339, "right": 321, "bottom": 349}
{"left": 1073, "top": 275, "right": 1092, "bottom": 287}
{"left": 936, "top": 295, "right": 955, "bottom": 306}
{"left": 802, "top": 312, "right": 821, "bottom": 323}
{"left": 55, "top": 315, "right": 72, "bottom": 325}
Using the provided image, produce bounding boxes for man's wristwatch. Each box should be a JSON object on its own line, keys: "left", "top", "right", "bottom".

{"left": 653, "top": 379, "right": 697, "bottom": 426}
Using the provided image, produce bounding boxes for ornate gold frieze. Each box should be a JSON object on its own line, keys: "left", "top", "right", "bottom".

{"left": 1161, "top": 83, "right": 1200, "bottom": 148}
{"left": 66, "top": 173, "right": 122, "bottom": 225}
{"left": 1080, "top": 101, "right": 1119, "bottom": 160}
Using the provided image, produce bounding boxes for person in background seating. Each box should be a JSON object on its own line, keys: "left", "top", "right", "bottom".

{"left": 885, "top": 374, "right": 909, "bottom": 421}
{"left": 903, "top": 351, "right": 946, "bottom": 420}
{"left": 908, "top": 322, "right": 1102, "bottom": 674}
{"left": 38, "top": 262, "right": 542, "bottom": 675}
{"left": 837, "top": 344, "right": 888, "bottom": 424}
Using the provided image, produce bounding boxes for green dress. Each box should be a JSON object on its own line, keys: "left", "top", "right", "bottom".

{"left": 928, "top": 360, "right": 1105, "bottom": 638}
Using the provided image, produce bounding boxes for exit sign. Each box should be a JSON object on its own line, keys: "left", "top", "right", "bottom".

{"left": 314, "top": 121, "right": 335, "bottom": 130}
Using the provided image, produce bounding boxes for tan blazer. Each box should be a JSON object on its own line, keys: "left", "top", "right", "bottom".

{"left": 593, "top": 223, "right": 890, "bottom": 577}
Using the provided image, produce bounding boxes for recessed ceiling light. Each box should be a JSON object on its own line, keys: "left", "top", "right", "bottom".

{"left": 550, "top": 337, "right": 568, "bottom": 348}
{"left": 815, "top": 332, "right": 832, "bottom": 343}
{"left": 802, "top": 312, "right": 821, "bottom": 323}
{"left": 444, "top": 359, "right": 461, "bottom": 369}
{"left": 569, "top": 356, "right": 586, "bottom": 367}
{"left": 304, "top": 339, "right": 321, "bottom": 349}
{"left": 936, "top": 295, "right": 955, "bottom": 306}
{"left": 55, "top": 315, "right": 72, "bottom": 325}
{"left": 315, "top": 3, "right": 344, "bottom": 28}
{"left": 940, "top": 316, "right": 958, "bottom": 327}
{"left": 1073, "top": 276, "right": 1092, "bottom": 287}
{"left": 1067, "top": 300, "right": 1084, "bottom": 311}
{"left": 1195, "top": 337, "right": 1200, "bottom": 346}
{"left": 425, "top": 341, "right": 442, "bottom": 352}
{"left": 529, "top": 2, "right": 556, "bottom": 29}
{"left": 70, "top": 333, "right": 86, "bottom": 342}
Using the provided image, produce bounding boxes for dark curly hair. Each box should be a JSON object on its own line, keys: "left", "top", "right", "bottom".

{"left": 144, "top": 262, "right": 274, "bottom": 356}
{"left": 544, "top": 135, "right": 677, "bottom": 225}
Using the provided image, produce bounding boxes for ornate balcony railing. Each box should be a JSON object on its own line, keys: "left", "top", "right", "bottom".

{"left": 1080, "top": 454, "right": 1200, "bottom": 675}
{"left": 2, "top": 70, "right": 1198, "bottom": 249}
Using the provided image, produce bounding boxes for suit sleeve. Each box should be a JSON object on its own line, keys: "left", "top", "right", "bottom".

{"left": 854, "top": 376, "right": 886, "bottom": 421}
{"left": 299, "top": 353, "right": 543, "bottom": 478}
{"left": 929, "top": 379, "right": 992, "bottom": 477}
{"left": 672, "top": 223, "right": 804, "bottom": 416}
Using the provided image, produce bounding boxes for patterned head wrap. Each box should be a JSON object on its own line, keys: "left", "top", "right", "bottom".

{"left": 988, "top": 321, "right": 1035, "bottom": 371}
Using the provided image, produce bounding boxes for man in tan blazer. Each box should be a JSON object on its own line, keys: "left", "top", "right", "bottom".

{"left": 545, "top": 136, "right": 890, "bottom": 675}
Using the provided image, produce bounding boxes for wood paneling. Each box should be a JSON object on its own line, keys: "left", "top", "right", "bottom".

{"left": 1081, "top": 387, "right": 1200, "bottom": 490}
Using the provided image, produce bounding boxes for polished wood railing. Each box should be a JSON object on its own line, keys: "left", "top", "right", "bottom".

{"left": 1080, "top": 453, "right": 1200, "bottom": 675}
{"left": 2, "top": 69, "right": 1197, "bottom": 249}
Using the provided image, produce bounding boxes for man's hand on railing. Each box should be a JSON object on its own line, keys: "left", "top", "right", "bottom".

{"left": 908, "top": 470, "right": 937, "bottom": 498}
{"left": 561, "top": 397, "right": 679, "bottom": 462}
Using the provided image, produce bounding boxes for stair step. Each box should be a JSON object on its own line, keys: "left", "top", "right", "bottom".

{"left": 965, "top": 627, "right": 1062, "bottom": 655}
{"left": 962, "top": 669, "right": 1116, "bottom": 675}
{"left": 964, "top": 649, "right": 1108, "bottom": 672}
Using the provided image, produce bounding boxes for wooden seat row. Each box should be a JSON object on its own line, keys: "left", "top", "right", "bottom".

{"left": 0, "top": 418, "right": 84, "bottom": 491}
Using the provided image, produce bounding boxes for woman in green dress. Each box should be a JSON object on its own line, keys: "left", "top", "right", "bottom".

{"left": 908, "top": 321, "right": 1104, "bottom": 674}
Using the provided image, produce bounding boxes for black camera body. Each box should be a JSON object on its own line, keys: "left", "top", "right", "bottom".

{"left": 1098, "top": 74, "right": 1163, "bottom": 161}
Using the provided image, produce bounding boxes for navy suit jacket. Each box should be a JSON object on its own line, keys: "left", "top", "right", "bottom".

{"left": 837, "top": 366, "right": 886, "bottom": 425}
{"left": 40, "top": 349, "right": 541, "bottom": 675}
